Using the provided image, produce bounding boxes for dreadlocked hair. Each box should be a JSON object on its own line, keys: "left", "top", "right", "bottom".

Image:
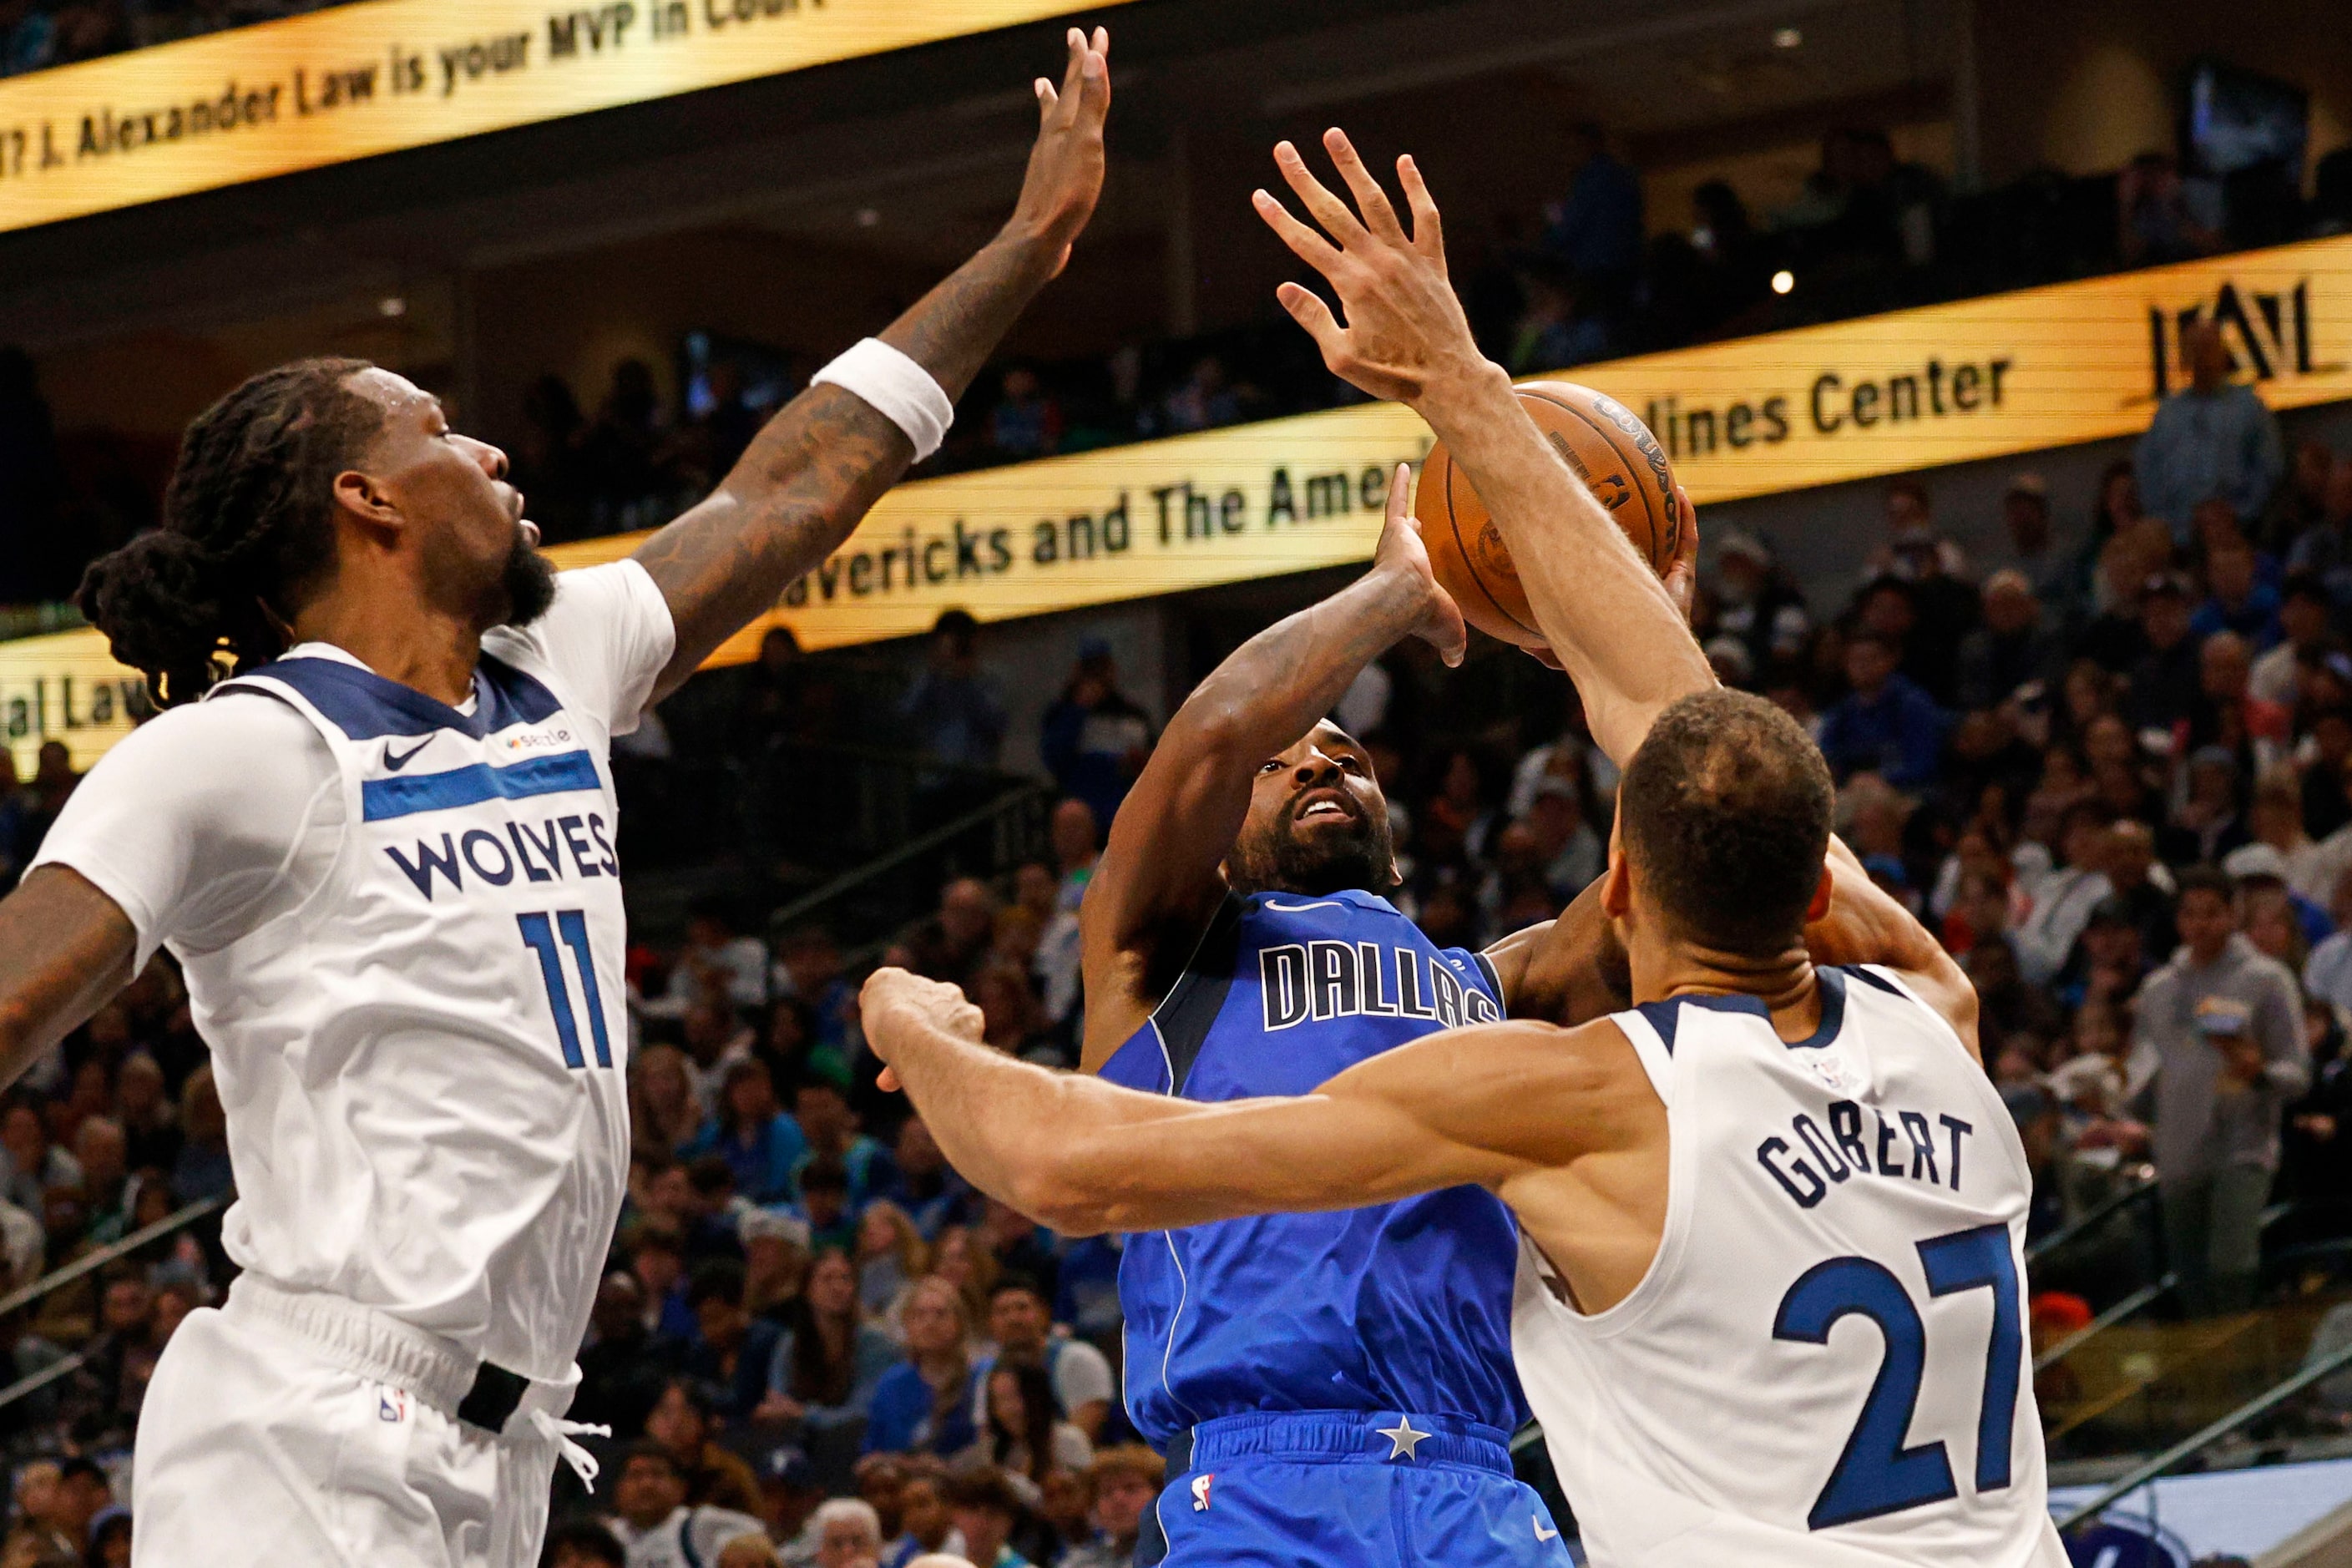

{"left": 78, "top": 357, "right": 382, "bottom": 707}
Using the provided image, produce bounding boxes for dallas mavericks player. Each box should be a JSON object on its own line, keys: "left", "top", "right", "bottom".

{"left": 0, "top": 31, "right": 1110, "bottom": 1565}
{"left": 860, "top": 130, "right": 2067, "bottom": 1566}
{"left": 1020, "top": 458, "right": 1641, "bottom": 1563}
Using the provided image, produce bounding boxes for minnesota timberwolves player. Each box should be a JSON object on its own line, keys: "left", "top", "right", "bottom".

{"left": 860, "top": 130, "right": 2066, "bottom": 1567}
{"left": 0, "top": 31, "right": 1110, "bottom": 1566}
{"left": 1034, "top": 454, "right": 1639, "bottom": 1564}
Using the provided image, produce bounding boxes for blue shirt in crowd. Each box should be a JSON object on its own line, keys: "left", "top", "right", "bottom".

{"left": 1818, "top": 672, "right": 1951, "bottom": 788}
{"left": 2135, "top": 382, "right": 2285, "bottom": 536}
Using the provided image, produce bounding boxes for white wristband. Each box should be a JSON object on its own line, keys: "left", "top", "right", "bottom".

{"left": 812, "top": 338, "right": 954, "bottom": 462}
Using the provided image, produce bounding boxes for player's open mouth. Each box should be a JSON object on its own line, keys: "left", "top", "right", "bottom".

{"left": 1292, "top": 789, "right": 1358, "bottom": 825}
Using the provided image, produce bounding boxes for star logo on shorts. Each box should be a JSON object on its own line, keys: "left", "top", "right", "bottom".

{"left": 1375, "top": 1418, "right": 1430, "bottom": 1460}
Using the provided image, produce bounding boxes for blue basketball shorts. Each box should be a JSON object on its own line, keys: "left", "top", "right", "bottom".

{"left": 1136, "top": 1410, "right": 1574, "bottom": 1568}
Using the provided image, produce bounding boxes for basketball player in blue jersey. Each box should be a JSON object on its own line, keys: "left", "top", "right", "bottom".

{"left": 0, "top": 33, "right": 1110, "bottom": 1567}
{"left": 1000, "top": 377, "right": 1672, "bottom": 1559}
{"left": 862, "top": 133, "right": 2068, "bottom": 1568}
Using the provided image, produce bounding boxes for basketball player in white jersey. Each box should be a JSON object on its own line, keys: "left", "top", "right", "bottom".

{"left": 0, "top": 31, "right": 1109, "bottom": 1566}
{"left": 856, "top": 132, "right": 2069, "bottom": 1567}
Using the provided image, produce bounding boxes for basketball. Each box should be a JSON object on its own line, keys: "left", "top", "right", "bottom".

{"left": 1413, "top": 382, "right": 1683, "bottom": 650}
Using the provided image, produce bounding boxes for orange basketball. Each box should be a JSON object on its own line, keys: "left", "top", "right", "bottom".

{"left": 1413, "top": 381, "right": 1682, "bottom": 650}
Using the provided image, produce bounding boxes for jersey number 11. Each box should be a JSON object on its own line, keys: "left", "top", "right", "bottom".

{"left": 516, "top": 910, "right": 615, "bottom": 1069}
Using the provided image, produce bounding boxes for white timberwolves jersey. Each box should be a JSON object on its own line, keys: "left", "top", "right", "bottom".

{"left": 169, "top": 579, "right": 656, "bottom": 1382}
{"left": 1514, "top": 966, "right": 2067, "bottom": 1568}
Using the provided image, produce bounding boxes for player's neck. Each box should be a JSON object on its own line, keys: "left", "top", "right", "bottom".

{"left": 1630, "top": 933, "right": 1824, "bottom": 1041}
{"left": 290, "top": 588, "right": 483, "bottom": 709}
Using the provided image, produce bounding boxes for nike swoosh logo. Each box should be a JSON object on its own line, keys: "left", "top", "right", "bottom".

{"left": 1534, "top": 1520, "right": 1560, "bottom": 1542}
{"left": 382, "top": 738, "right": 433, "bottom": 771}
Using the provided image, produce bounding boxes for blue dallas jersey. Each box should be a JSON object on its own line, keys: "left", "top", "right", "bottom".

{"left": 1100, "top": 888, "right": 1528, "bottom": 1444}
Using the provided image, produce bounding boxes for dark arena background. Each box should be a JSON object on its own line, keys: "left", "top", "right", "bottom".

{"left": 4, "top": 3, "right": 2352, "bottom": 1565}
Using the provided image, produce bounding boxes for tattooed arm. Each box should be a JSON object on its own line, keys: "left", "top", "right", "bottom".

{"left": 633, "top": 28, "right": 1111, "bottom": 698}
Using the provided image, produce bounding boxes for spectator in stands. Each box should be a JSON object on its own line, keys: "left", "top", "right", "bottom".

{"left": 2191, "top": 539, "right": 2283, "bottom": 650}
{"left": 576, "top": 1271, "right": 684, "bottom": 1443}
{"left": 580, "top": 357, "right": 677, "bottom": 518}
{"left": 647, "top": 1377, "right": 766, "bottom": 1516}
{"left": 5, "top": 1458, "right": 74, "bottom": 1566}
{"left": 964, "top": 1358, "right": 1091, "bottom": 1484}
{"left": 1818, "top": 632, "right": 1949, "bottom": 787}
{"left": 546, "top": 1521, "right": 630, "bottom": 1568}
{"left": 900, "top": 610, "right": 1007, "bottom": 775}
{"left": 2131, "top": 866, "right": 2309, "bottom": 1314}
{"left": 883, "top": 1468, "right": 964, "bottom": 1568}
{"left": 634, "top": 1045, "right": 705, "bottom": 1163}
{"left": 2126, "top": 572, "right": 2204, "bottom": 733}
{"left": 1060, "top": 1448, "right": 1162, "bottom": 1568}
{"left": 756, "top": 1248, "right": 897, "bottom": 1439}
{"left": 883, "top": 1119, "right": 975, "bottom": 1240}
{"left": 908, "top": 880, "right": 999, "bottom": 989}
{"left": 793, "top": 1080, "right": 890, "bottom": 1213}
{"left": 809, "top": 1498, "right": 887, "bottom": 1568}
{"left": 2287, "top": 455, "right": 2352, "bottom": 611}
{"left": 2117, "top": 151, "right": 2222, "bottom": 266}
{"left": 2014, "top": 804, "right": 2117, "bottom": 988}
{"left": 1541, "top": 122, "right": 1643, "bottom": 298}
{"left": 686, "top": 1061, "right": 805, "bottom": 1206}
{"left": 866, "top": 1276, "right": 980, "bottom": 1459}
{"left": 1158, "top": 356, "right": 1242, "bottom": 435}
{"left": 666, "top": 899, "right": 771, "bottom": 1013}
{"left": 2000, "top": 473, "right": 2079, "bottom": 617}
{"left": 942, "top": 1467, "right": 1031, "bottom": 1568}
{"left": 1707, "top": 529, "right": 1810, "bottom": 675}
{"left": 987, "top": 367, "right": 1062, "bottom": 461}
{"left": 854, "top": 1201, "right": 927, "bottom": 1320}
{"left": 974, "top": 1276, "right": 1112, "bottom": 1441}
{"left": 1958, "top": 569, "right": 2061, "bottom": 710}
{"left": 687, "top": 1262, "right": 784, "bottom": 1423}
{"left": 2136, "top": 321, "right": 2286, "bottom": 539}
{"left": 1035, "top": 800, "right": 1097, "bottom": 1029}
{"left": 606, "top": 1444, "right": 768, "bottom": 1567}
{"left": 1039, "top": 640, "right": 1154, "bottom": 834}
{"left": 2251, "top": 573, "right": 2334, "bottom": 708}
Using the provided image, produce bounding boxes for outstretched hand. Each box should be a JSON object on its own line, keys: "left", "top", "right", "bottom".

{"left": 1372, "top": 462, "right": 1465, "bottom": 668}
{"left": 862, "top": 968, "right": 984, "bottom": 1094}
{"left": 1252, "top": 129, "right": 1486, "bottom": 405}
{"left": 1008, "top": 27, "right": 1113, "bottom": 278}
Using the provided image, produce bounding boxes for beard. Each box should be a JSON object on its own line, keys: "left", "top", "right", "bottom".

{"left": 498, "top": 529, "right": 558, "bottom": 629}
{"left": 1227, "top": 792, "right": 1399, "bottom": 898}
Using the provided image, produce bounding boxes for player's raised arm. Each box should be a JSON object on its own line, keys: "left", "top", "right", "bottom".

{"left": 865, "top": 969, "right": 1623, "bottom": 1234}
{"left": 1075, "top": 469, "right": 1463, "bottom": 1070}
{"left": 1253, "top": 130, "right": 1714, "bottom": 768}
{"left": 632, "top": 28, "right": 1110, "bottom": 700}
{"left": 0, "top": 868, "right": 138, "bottom": 1086}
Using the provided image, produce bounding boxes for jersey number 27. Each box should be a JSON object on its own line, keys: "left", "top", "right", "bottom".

{"left": 517, "top": 910, "right": 615, "bottom": 1069}
{"left": 1772, "top": 1222, "right": 2021, "bottom": 1530}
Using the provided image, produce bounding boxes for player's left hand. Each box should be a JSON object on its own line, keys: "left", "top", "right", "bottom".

{"left": 1005, "top": 27, "right": 1112, "bottom": 279}
{"left": 1253, "top": 129, "right": 1485, "bottom": 406}
{"left": 1372, "top": 463, "right": 1465, "bottom": 667}
{"left": 862, "top": 967, "right": 984, "bottom": 1093}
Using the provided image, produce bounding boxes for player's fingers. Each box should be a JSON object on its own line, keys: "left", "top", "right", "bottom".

{"left": 1672, "top": 484, "right": 1701, "bottom": 569}
{"left": 1273, "top": 139, "right": 1372, "bottom": 251}
{"left": 1050, "top": 28, "right": 1086, "bottom": 124}
{"left": 1079, "top": 32, "right": 1110, "bottom": 115}
{"left": 1396, "top": 154, "right": 1447, "bottom": 267}
{"left": 1035, "top": 76, "right": 1057, "bottom": 120}
{"left": 1322, "top": 128, "right": 1408, "bottom": 246}
{"left": 1253, "top": 189, "right": 1347, "bottom": 277}
{"left": 1388, "top": 462, "right": 1416, "bottom": 529}
{"left": 1275, "top": 281, "right": 1347, "bottom": 357}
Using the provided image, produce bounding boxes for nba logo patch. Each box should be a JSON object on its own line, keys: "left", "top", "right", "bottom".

{"left": 377, "top": 1387, "right": 408, "bottom": 1424}
{"left": 1191, "top": 1474, "right": 1213, "bottom": 1512}
{"left": 1803, "top": 1045, "right": 1864, "bottom": 1098}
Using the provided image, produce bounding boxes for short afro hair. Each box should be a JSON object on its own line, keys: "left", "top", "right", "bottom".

{"left": 1617, "top": 689, "right": 1834, "bottom": 956}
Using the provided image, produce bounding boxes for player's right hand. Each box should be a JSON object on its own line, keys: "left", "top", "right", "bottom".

{"left": 861, "top": 967, "right": 984, "bottom": 1092}
{"left": 1005, "top": 27, "right": 1112, "bottom": 278}
{"left": 1371, "top": 462, "right": 1465, "bottom": 668}
{"left": 1252, "top": 129, "right": 1486, "bottom": 406}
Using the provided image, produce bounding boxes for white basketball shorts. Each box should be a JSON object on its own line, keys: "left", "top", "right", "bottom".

{"left": 131, "top": 1282, "right": 573, "bottom": 1568}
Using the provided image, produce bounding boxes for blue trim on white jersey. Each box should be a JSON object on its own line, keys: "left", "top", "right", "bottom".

{"left": 225, "top": 652, "right": 563, "bottom": 741}
{"left": 1635, "top": 966, "right": 1849, "bottom": 1053}
{"left": 361, "top": 750, "right": 602, "bottom": 822}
